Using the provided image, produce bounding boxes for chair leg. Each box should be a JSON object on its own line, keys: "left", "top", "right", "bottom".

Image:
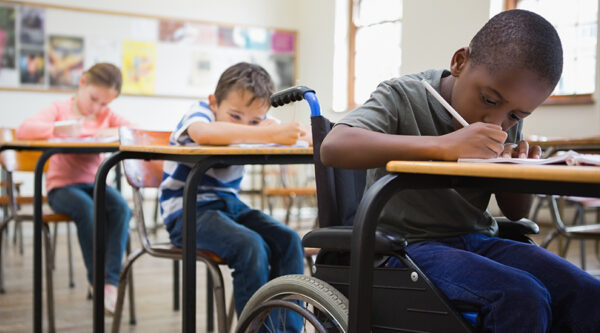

{"left": 126, "top": 239, "right": 136, "bottom": 325}
{"left": 111, "top": 247, "right": 144, "bottom": 333}
{"left": 173, "top": 260, "right": 179, "bottom": 311}
{"left": 43, "top": 225, "right": 56, "bottom": 333}
{"left": 573, "top": 205, "right": 587, "bottom": 270}
{"left": 52, "top": 224, "right": 59, "bottom": 270}
{"left": 205, "top": 263, "right": 228, "bottom": 333}
{"left": 0, "top": 218, "right": 8, "bottom": 294}
{"left": 207, "top": 270, "right": 214, "bottom": 332}
{"left": 67, "top": 223, "right": 75, "bottom": 288}
{"left": 226, "top": 293, "right": 235, "bottom": 331}
{"left": 540, "top": 229, "right": 559, "bottom": 249}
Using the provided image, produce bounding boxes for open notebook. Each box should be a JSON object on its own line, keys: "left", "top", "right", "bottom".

{"left": 458, "top": 150, "right": 600, "bottom": 166}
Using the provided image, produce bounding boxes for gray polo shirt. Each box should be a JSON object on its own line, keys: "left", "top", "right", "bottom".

{"left": 337, "top": 69, "right": 523, "bottom": 243}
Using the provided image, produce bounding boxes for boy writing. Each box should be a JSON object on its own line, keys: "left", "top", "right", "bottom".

{"left": 321, "top": 9, "right": 600, "bottom": 332}
{"left": 159, "top": 62, "right": 306, "bottom": 325}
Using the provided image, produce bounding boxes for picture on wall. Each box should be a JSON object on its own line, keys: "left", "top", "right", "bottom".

{"left": 19, "top": 6, "right": 44, "bottom": 46}
{"left": 0, "top": 6, "right": 16, "bottom": 70}
{"left": 48, "top": 35, "right": 84, "bottom": 88}
{"left": 122, "top": 40, "right": 156, "bottom": 95}
{"left": 19, "top": 47, "right": 44, "bottom": 84}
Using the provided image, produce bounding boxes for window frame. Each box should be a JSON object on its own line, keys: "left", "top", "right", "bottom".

{"left": 505, "top": 0, "right": 595, "bottom": 105}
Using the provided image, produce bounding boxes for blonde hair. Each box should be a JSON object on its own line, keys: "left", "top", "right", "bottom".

{"left": 84, "top": 63, "right": 122, "bottom": 94}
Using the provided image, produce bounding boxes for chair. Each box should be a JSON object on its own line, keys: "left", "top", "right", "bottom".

{"left": 0, "top": 130, "right": 76, "bottom": 333}
{"left": 262, "top": 165, "right": 317, "bottom": 226}
{"left": 236, "top": 86, "right": 541, "bottom": 332}
{"left": 112, "top": 127, "right": 235, "bottom": 333}
{"left": 540, "top": 195, "right": 600, "bottom": 273}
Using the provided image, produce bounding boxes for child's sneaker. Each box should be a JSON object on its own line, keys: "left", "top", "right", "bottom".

{"left": 104, "top": 284, "right": 118, "bottom": 315}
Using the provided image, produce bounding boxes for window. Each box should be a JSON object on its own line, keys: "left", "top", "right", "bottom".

{"left": 347, "top": 0, "right": 402, "bottom": 109}
{"left": 506, "top": 0, "right": 598, "bottom": 104}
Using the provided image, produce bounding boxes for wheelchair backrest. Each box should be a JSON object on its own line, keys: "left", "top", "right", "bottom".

{"left": 270, "top": 86, "right": 366, "bottom": 228}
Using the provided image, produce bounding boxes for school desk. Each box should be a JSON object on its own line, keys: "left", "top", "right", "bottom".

{"left": 92, "top": 145, "right": 313, "bottom": 333}
{"left": 528, "top": 135, "right": 600, "bottom": 157}
{"left": 347, "top": 161, "right": 600, "bottom": 333}
{"left": 0, "top": 138, "right": 119, "bottom": 333}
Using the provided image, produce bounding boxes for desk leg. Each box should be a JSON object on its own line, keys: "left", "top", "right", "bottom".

{"left": 93, "top": 152, "right": 126, "bottom": 333}
{"left": 182, "top": 161, "right": 212, "bottom": 333}
{"left": 34, "top": 150, "right": 56, "bottom": 333}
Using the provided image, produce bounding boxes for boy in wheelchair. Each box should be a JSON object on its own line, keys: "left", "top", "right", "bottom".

{"left": 319, "top": 9, "right": 600, "bottom": 333}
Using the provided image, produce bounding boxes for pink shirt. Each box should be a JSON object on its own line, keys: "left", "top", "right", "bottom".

{"left": 16, "top": 98, "right": 131, "bottom": 192}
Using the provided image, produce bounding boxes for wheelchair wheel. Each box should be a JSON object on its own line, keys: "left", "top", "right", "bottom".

{"left": 237, "top": 274, "right": 348, "bottom": 332}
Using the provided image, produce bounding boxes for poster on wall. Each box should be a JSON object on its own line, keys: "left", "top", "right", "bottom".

{"left": 122, "top": 40, "right": 155, "bottom": 95}
{"left": 19, "top": 6, "right": 45, "bottom": 85}
{"left": 85, "top": 38, "right": 121, "bottom": 69}
{"left": 19, "top": 48, "right": 45, "bottom": 84}
{"left": 20, "top": 6, "right": 44, "bottom": 46}
{"left": 159, "top": 20, "right": 218, "bottom": 45}
{"left": 0, "top": 6, "right": 16, "bottom": 69}
{"left": 0, "top": 5, "right": 17, "bottom": 86}
{"left": 48, "top": 35, "right": 84, "bottom": 88}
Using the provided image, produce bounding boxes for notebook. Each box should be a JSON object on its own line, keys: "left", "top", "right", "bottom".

{"left": 458, "top": 150, "right": 600, "bottom": 166}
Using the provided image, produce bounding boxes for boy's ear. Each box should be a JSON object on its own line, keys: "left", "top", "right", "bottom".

{"left": 450, "top": 47, "right": 470, "bottom": 77}
{"left": 208, "top": 94, "right": 218, "bottom": 111}
{"left": 78, "top": 74, "right": 86, "bottom": 87}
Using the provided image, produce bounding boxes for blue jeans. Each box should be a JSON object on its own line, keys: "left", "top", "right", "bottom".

{"left": 388, "top": 233, "right": 600, "bottom": 332}
{"left": 166, "top": 196, "right": 304, "bottom": 331}
{"left": 48, "top": 183, "right": 131, "bottom": 286}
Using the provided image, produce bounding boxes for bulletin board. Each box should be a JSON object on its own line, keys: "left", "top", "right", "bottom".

{"left": 0, "top": 1, "right": 297, "bottom": 99}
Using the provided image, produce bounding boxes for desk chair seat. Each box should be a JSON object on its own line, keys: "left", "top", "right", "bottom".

{"left": 112, "top": 128, "right": 234, "bottom": 333}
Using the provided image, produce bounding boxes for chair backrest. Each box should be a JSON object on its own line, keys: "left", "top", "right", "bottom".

{"left": 310, "top": 115, "right": 366, "bottom": 227}
{"left": 269, "top": 86, "right": 366, "bottom": 228}
{"left": 119, "top": 127, "right": 171, "bottom": 189}
{"left": 0, "top": 128, "right": 49, "bottom": 173}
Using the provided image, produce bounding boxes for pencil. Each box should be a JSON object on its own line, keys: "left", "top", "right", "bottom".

{"left": 421, "top": 79, "right": 469, "bottom": 127}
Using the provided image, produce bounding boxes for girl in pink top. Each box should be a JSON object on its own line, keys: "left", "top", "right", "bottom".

{"left": 16, "top": 63, "right": 131, "bottom": 315}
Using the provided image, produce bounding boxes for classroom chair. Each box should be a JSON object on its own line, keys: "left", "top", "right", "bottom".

{"left": 0, "top": 133, "right": 76, "bottom": 333}
{"left": 112, "top": 127, "right": 235, "bottom": 333}
{"left": 540, "top": 195, "right": 600, "bottom": 273}
{"left": 236, "top": 86, "right": 542, "bottom": 332}
{"left": 262, "top": 165, "right": 317, "bottom": 226}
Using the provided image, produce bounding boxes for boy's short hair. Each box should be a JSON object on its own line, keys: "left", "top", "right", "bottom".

{"left": 214, "top": 62, "right": 275, "bottom": 106}
{"left": 85, "top": 63, "right": 122, "bottom": 94}
{"left": 469, "top": 9, "right": 563, "bottom": 88}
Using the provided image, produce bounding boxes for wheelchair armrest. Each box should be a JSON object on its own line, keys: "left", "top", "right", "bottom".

{"left": 302, "top": 225, "right": 407, "bottom": 253}
{"left": 496, "top": 217, "right": 540, "bottom": 238}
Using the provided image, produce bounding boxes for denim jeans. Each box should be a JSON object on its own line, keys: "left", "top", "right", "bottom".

{"left": 167, "top": 196, "right": 304, "bottom": 331}
{"left": 388, "top": 233, "right": 600, "bottom": 332}
{"left": 48, "top": 183, "right": 131, "bottom": 286}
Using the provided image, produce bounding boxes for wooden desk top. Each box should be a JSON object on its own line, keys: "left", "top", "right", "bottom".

{"left": 119, "top": 144, "right": 313, "bottom": 155}
{"left": 386, "top": 161, "right": 600, "bottom": 184}
{"left": 0, "top": 139, "right": 120, "bottom": 148}
{"left": 528, "top": 136, "right": 600, "bottom": 149}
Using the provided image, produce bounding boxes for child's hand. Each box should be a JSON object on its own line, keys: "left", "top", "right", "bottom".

{"left": 270, "top": 121, "right": 306, "bottom": 145}
{"left": 440, "top": 122, "right": 507, "bottom": 160}
{"left": 501, "top": 141, "right": 542, "bottom": 159}
{"left": 53, "top": 119, "right": 83, "bottom": 137}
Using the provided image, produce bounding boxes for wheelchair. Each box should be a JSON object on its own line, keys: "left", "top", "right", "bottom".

{"left": 235, "top": 86, "right": 540, "bottom": 333}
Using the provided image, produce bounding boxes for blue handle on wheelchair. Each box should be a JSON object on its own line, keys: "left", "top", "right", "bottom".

{"left": 270, "top": 85, "right": 321, "bottom": 117}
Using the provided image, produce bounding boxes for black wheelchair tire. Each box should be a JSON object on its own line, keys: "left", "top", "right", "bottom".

{"left": 236, "top": 274, "right": 349, "bottom": 332}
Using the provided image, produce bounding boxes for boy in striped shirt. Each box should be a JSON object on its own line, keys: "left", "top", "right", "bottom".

{"left": 159, "top": 62, "right": 306, "bottom": 326}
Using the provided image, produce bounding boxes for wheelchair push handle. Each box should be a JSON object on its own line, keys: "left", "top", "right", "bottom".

{"left": 270, "top": 85, "right": 321, "bottom": 117}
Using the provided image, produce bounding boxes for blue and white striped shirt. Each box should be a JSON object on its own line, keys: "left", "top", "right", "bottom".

{"left": 158, "top": 101, "right": 244, "bottom": 224}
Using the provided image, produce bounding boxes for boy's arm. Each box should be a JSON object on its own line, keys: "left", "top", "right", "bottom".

{"left": 321, "top": 122, "right": 508, "bottom": 169}
{"left": 494, "top": 141, "right": 541, "bottom": 221}
{"left": 187, "top": 121, "right": 304, "bottom": 146}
